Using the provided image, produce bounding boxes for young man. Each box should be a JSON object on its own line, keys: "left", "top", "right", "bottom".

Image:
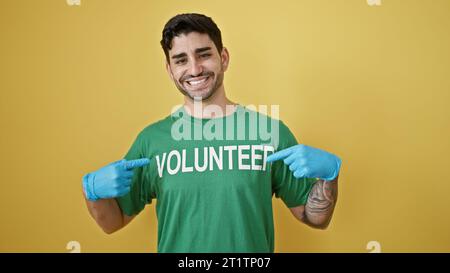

{"left": 82, "top": 13, "right": 341, "bottom": 253}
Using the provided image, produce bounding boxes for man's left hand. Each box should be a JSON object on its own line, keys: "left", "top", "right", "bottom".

{"left": 266, "top": 144, "right": 341, "bottom": 181}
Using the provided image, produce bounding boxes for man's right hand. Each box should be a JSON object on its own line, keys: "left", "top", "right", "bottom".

{"left": 82, "top": 158, "right": 150, "bottom": 201}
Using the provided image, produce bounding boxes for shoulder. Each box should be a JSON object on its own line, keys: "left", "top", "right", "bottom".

{"left": 129, "top": 111, "right": 176, "bottom": 146}
{"left": 239, "top": 105, "right": 295, "bottom": 148}
{"left": 138, "top": 109, "right": 179, "bottom": 136}
{"left": 238, "top": 105, "right": 289, "bottom": 127}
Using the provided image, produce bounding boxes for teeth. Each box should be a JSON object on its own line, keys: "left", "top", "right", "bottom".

{"left": 187, "top": 77, "right": 208, "bottom": 86}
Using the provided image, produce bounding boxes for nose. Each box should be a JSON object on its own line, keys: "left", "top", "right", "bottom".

{"left": 188, "top": 58, "right": 203, "bottom": 77}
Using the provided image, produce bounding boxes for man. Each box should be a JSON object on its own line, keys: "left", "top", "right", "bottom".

{"left": 82, "top": 13, "right": 341, "bottom": 253}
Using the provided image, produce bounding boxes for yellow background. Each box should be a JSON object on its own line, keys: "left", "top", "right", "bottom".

{"left": 1, "top": 0, "right": 449, "bottom": 252}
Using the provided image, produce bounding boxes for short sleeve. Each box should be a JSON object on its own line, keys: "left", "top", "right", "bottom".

{"left": 116, "top": 131, "right": 155, "bottom": 216}
{"left": 271, "top": 121, "right": 317, "bottom": 208}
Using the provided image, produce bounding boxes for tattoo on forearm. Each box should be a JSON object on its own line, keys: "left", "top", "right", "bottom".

{"left": 305, "top": 179, "right": 338, "bottom": 227}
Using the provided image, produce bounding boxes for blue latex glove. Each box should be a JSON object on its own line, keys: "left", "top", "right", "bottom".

{"left": 266, "top": 144, "right": 341, "bottom": 181}
{"left": 82, "top": 158, "right": 150, "bottom": 201}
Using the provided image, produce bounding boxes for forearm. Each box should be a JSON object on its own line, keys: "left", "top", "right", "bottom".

{"left": 82, "top": 159, "right": 147, "bottom": 234}
{"left": 84, "top": 197, "right": 125, "bottom": 234}
{"left": 303, "top": 177, "right": 338, "bottom": 229}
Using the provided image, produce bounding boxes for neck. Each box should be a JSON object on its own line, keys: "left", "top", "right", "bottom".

{"left": 183, "top": 85, "right": 237, "bottom": 118}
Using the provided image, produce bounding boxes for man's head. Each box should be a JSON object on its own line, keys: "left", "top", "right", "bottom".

{"left": 161, "top": 13, "right": 229, "bottom": 101}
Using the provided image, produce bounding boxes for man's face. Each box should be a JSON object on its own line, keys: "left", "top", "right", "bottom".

{"left": 166, "top": 32, "right": 229, "bottom": 101}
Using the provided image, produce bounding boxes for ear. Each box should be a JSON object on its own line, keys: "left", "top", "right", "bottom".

{"left": 166, "top": 61, "right": 174, "bottom": 81}
{"left": 220, "top": 47, "right": 230, "bottom": 72}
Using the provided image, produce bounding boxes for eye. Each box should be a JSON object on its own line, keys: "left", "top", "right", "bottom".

{"left": 175, "top": 59, "right": 187, "bottom": 65}
{"left": 200, "top": 53, "right": 211, "bottom": 58}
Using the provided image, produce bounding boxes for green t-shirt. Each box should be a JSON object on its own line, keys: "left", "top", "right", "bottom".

{"left": 116, "top": 105, "right": 316, "bottom": 253}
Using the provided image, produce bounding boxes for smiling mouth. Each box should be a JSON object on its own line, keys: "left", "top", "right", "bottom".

{"left": 184, "top": 75, "right": 211, "bottom": 89}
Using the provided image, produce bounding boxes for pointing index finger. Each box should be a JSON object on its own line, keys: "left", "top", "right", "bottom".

{"left": 266, "top": 146, "right": 295, "bottom": 163}
{"left": 123, "top": 158, "right": 150, "bottom": 170}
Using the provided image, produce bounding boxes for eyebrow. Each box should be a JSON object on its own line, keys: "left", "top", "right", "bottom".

{"left": 171, "top": 47, "right": 212, "bottom": 60}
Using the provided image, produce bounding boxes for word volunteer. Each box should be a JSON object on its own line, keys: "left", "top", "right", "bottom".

{"left": 155, "top": 144, "right": 275, "bottom": 178}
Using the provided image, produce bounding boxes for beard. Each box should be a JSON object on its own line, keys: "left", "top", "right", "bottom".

{"left": 174, "top": 69, "right": 224, "bottom": 102}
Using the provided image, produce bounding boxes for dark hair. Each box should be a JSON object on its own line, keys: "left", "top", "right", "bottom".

{"left": 160, "top": 13, "right": 223, "bottom": 63}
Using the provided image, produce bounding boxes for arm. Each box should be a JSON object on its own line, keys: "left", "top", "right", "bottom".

{"left": 82, "top": 158, "right": 149, "bottom": 234}
{"left": 84, "top": 196, "right": 135, "bottom": 234}
{"left": 266, "top": 144, "right": 341, "bottom": 230}
{"left": 290, "top": 176, "right": 338, "bottom": 229}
